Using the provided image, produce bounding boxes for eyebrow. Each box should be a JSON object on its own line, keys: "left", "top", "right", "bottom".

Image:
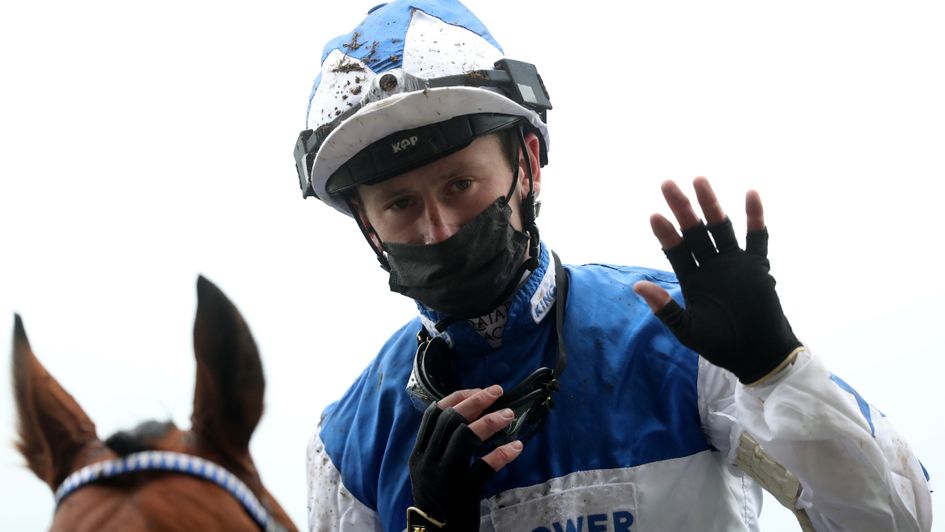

{"left": 368, "top": 168, "right": 469, "bottom": 203}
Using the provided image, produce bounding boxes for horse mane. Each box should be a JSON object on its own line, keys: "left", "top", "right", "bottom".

{"left": 104, "top": 420, "right": 175, "bottom": 456}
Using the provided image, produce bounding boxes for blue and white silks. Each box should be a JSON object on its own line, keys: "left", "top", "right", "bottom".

{"left": 307, "top": 245, "right": 932, "bottom": 531}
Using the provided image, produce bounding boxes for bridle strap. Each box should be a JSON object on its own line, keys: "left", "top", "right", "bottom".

{"left": 54, "top": 450, "right": 284, "bottom": 532}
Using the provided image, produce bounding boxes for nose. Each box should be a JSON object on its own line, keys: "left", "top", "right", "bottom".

{"left": 421, "top": 200, "right": 459, "bottom": 245}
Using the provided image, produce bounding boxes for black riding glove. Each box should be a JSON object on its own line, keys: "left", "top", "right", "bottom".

{"left": 408, "top": 404, "right": 494, "bottom": 532}
{"left": 657, "top": 218, "right": 801, "bottom": 384}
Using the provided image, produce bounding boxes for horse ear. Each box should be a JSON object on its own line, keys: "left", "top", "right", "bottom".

{"left": 191, "top": 276, "right": 264, "bottom": 454}
{"left": 12, "top": 315, "right": 101, "bottom": 489}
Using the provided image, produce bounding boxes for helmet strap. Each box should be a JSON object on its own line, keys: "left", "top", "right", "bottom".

{"left": 346, "top": 196, "right": 392, "bottom": 271}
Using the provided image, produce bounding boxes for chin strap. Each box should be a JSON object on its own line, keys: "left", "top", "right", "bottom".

{"left": 347, "top": 196, "right": 392, "bottom": 271}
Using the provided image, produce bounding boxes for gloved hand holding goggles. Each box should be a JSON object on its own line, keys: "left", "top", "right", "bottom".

{"left": 405, "top": 252, "right": 569, "bottom": 449}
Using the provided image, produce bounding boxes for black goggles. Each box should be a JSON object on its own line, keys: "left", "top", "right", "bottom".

{"left": 293, "top": 58, "right": 552, "bottom": 200}
{"left": 405, "top": 251, "right": 569, "bottom": 449}
{"left": 405, "top": 333, "right": 560, "bottom": 449}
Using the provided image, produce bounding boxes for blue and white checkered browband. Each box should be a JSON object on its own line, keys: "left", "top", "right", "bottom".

{"left": 54, "top": 450, "right": 279, "bottom": 531}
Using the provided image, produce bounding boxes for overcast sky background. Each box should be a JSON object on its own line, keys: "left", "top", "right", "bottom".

{"left": 1, "top": 1, "right": 943, "bottom": 529}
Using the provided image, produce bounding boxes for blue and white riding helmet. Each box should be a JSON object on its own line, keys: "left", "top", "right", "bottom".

{"left": 294, "top": 0, "right": 552, "bottom": 216}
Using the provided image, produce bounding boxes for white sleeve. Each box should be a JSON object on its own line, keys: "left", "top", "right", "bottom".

{"left": 732, "top": 348, "right": 932, "bottom": 531}
{"left": 306, "top": 429, "right": 382, "bottom": 532}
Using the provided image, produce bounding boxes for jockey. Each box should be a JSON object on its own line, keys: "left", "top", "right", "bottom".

{"left": 296, "top": 1, "right": 932, "bottom": 530}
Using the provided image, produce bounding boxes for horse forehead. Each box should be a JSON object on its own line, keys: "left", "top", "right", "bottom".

{"left": 133, "top": 476, "right": 261, "bottom": 529}
{"left": 146, "top": 428, "right": 227, "bottom": 462}
{"left": 155, "top": 428, "right": 245, "bottom": 465}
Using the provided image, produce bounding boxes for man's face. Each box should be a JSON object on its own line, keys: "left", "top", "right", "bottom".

{"left": 356, "top": 133, "right": 540, "bottom": 246}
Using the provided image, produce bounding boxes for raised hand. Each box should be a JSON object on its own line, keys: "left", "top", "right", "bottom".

{"left": 633, "top": 177, "right": 801, "bottom": 384}
{"left": 408, "top": 385, "right": 523, "bottom": 532}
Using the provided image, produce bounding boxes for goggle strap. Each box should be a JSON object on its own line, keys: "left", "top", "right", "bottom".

{"left": 551, "top": 250, "right": 569, "bottom": 377}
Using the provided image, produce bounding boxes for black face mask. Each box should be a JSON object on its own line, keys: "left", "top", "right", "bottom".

{"left": 385, "top": 196, "right": 529, "bottom": 318}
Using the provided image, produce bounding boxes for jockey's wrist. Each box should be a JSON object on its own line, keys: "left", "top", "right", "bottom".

{"left": 744, "top": 346, "right": 804, "bottom": 387}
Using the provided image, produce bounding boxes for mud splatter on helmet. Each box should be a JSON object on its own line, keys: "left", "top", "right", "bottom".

{"left": 294, "top": 0, "right": 552, "bottom": 216}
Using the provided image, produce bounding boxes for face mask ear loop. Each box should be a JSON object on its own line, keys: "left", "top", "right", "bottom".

{"left": 516, "top": 126, "right": 540, "bottom": 271}
{"left": 346, "top": 196, "right": 392, "bottom": 271}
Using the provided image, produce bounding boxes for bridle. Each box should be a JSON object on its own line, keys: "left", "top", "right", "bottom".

{"left": 54, "top": 450, "right": 287, "bottom": 531}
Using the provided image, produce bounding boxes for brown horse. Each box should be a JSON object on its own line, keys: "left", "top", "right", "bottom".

{"left": 12, "top": 276, "right": 297, "bottom": 531}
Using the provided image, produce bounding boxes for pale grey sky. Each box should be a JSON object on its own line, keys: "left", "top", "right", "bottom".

{"left": 1, "top": 1, "right": 942, "bottom": 530}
